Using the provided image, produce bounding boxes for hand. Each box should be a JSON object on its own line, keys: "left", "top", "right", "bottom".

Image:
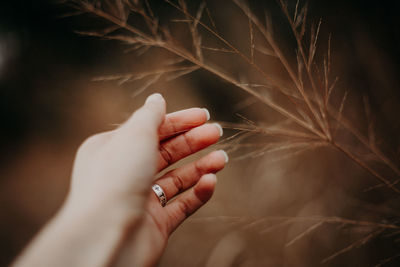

{"left": 64, "top": 93, "right": 228, "bottom": 266}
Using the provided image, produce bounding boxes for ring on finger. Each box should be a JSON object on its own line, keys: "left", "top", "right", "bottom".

{"left": 152, "top": 184, "right": 167, "bottom": 207}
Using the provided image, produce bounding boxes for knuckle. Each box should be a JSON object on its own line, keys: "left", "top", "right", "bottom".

{"left": 181, "top": 134, "right": 194, "bottom": 154}
{"left": 172, "top": 173, "right": 184, "bottom": 193}
{"left": 178, "top": 199, "right": 193, "bottom": 219}
{"left": 193, "top": 161, "right": 204, "bottom": 177}
{"left": 165, "top": 116, "right": 178, "bottom": 135}
{"left": 159, "top": 145, "right": 174, "bottom": 165}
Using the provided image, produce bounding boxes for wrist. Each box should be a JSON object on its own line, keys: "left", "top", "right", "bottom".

{"left": 39, "top": 197, "right": 144, "bottom": 267}
{"left": 13, "top": 196, "right": 144, "bottom": 267}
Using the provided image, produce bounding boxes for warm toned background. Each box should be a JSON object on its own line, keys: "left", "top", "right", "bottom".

{"left": 1, "top": 0, "right": 400, "bottom": 266}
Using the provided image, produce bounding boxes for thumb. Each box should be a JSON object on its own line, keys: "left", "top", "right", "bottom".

{"left": 123, "top": 93, "right": 166, "bottom": 135}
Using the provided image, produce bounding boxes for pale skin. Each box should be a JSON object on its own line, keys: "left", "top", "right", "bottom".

{"left": 12, "top": 93, "right": 227, "bottom": 267}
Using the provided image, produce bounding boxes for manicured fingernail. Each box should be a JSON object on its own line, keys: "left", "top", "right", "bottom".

{"left": 145, "top": 93, "right": 164, "bottom": 104}
{"left": 219, "top": 150, "right": 229, "bottom": 163}
{"left": 214, "top": 123, "right": 223, "bottom": 137}
{"left": 203, "top": 108, "right": 210, "bottom": 121}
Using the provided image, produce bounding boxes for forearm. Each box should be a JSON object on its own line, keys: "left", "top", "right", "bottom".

{"left": 12, "top": 200, "right": 140, "bottom": 267}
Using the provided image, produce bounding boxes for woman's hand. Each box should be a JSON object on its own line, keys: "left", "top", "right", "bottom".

{"left": 68, "top": 93, "right": 227, "bottom": 266}
{"left": 13, "top": 93, "right": 227, "bottom": 267}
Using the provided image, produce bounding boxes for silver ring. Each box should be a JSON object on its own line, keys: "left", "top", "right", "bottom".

{"left": 152, "top": 184, "right": 167, "bottom": 207}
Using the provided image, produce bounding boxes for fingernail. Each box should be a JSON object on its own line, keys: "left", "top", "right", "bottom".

{"left": 204, "top": 173, "right": 217, "bottom": 183}
{"left": 202, "top": 108, "right": 210, "bottom": 121}
{"left": 145, "top": 93, "right": 164, "bottom": 104}
{"left": 219, "top": 150, "right": 229, "bottom": 163}
{"left": 214, "top": 123, "right": 223, "bottom": 137}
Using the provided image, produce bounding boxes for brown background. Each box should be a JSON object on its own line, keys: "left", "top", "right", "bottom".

{"left": 1, "top": 0, "right": 400, "bottom": 266}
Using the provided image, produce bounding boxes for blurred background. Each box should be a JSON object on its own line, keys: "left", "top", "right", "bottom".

{"left": 1, "top": 0, "right": 400, "bottom": 266}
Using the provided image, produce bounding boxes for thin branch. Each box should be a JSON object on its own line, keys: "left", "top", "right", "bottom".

{"left": 375, "top": 253, "right": 400, "bottom": 267}
{"left": 285, "top": 221, "right": 324, "bottom": 247}
{"left": 322, "top": 229, "right": 385, "bottom": 264}
{"left": 234, "top": 0, "right": 328, "bottom": 138}
{"left": 279, "top": 1, "right": 331, "bottom": 139}
{"left": 328, "top": 105, "right": 400, "bottom": 180}
{"left": 332, "top": 142, "right": 400, "bottom": 193}
{"left": 165, "top": 0, "right": 326, "bottom": 139}
{"left": 249, "top": 16, "right": 255, "bottom": 63}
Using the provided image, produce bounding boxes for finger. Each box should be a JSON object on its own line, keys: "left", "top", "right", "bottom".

{"left": 159, "top": 108, "right": 210, "bottom": 141}
{"left": 121, "top": 93, "right": 166, "bottom": 137}
{"left": 154, "top": 150, "right": 228, "bottom": 200}
{"left": 108, "top": 94, "right": 166, "bottom": 192}
{"left": 164, "top": 173, "right": 217, "bottom": 234}
{"left": 158, "top": 123, "right": 223, "bottom": 170}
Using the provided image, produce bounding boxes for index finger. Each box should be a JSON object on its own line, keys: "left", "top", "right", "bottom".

{"left": 159, "top": 108, "right": 210, "bottom": 141}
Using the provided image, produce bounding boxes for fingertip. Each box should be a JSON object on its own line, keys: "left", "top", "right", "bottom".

{"left": 213, "top": 123, "right": 223, "bottom": 137}
{"left": 204, "top": 150, "right": 228, "bottom": 171}
{"left": 195, "top": 173, "right": 217, "bottom": 202}
{"left": 121, "top": 93, "right": 167, "bottom": 136}
{"left": 145, "top": 93, "right": 164, "bottom": 104}
{"left": 202, "top": 173, "right": 217, "bottom": 185}
{"left": 202, "top": 108, "right": 211, "bottom": 121}
{"left": 181, "top": 123, "right": 222, "bottom": 150}
{"left": 219, "top": 150, "right": 229, "bottom": 163}
{"left": 142, "top": 92, "right": 166, "bottom": 126}
{"left": 146, "top": 93, "right": 166, "bottom": 115}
